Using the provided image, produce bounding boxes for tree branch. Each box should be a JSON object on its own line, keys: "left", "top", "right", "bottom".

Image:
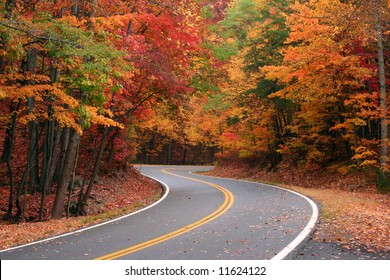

{"left": 0, "top": 20, "right": 84, "bottom": 48}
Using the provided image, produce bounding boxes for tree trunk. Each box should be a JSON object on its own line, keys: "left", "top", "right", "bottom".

{"left": 15, "top": 164, "right": 29, "bottom": 221}
{"left": 145, "top": 133, "right": 155, "bottom": 164}
{"left": 167, "top": 140, "right": 172, "bottom": 165}
{"left": 54, "top": 128, "right": 70, "bottom": 183}
{"left": 51, "top": 128, "right": 80, "bottom": 219}
{"left": 38, "top": 118, "right": 56, "bottom": 221}
{"left": 0, "top": 34, "right": 6, "bottom": 72}
{"left": 40, "top": 119, "right": 54, "bottom": 191}
{"left": 1, "top": 100, "right": 21, "bottom": 220}
{"left": 75, "top": 133, "right": 101, "bottom": 215}
{"left": 46, "top": 124, "right": 63, "bottom": 192}
{"left": 79, "top": 126, "right": 110, "bottom": 214}
{"left": 26, "top": 48, "right": 40, "bottom": 193}
{"left": 376, "top": 1, "right": 388, "bottom": 169}
{"left": 71, "top": 4, "right": 79, "bottom": 17}
{"left": 182, "top": 147, "right": 187, "bottom": 165}
{"left": 126, "top": 20, "right": 133, "bottom": 37}
{"left": 107, "top": 140, "right": 115, "bottom": 164}
{"left": 210, "top": 146, "right": 216, "bottom": 164}
{"left": 106, "top": 127, "right": 120, "bottom": 164}
{"left": 14, "top": 130, "right": 42, "bottom": 221}
{"left": 38, "top": 66, "right": 61, "bottom": 221}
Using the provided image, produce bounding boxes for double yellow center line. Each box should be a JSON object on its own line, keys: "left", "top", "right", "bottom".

{"left": 95, "top": 168, "right": 234, "bottom": 260}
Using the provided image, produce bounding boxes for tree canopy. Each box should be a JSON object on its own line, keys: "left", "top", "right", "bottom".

{"left": 0, "top": 0, "right": 389, "bottom": 221}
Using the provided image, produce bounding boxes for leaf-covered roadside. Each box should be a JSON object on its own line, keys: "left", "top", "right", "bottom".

{"left": 207, "top": 163, "right": 390, "bottom": 255}
{"left": 0, "top": 167, "right": 162, "bottom": 250}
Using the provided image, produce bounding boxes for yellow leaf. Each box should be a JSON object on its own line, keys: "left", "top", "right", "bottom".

{"left": 0, "top": 89, "right": 6, "bottom": 99}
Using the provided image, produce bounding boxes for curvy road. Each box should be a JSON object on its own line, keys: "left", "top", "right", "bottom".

{"left": 0, "top": 165, "right": 318, "bottom": 260}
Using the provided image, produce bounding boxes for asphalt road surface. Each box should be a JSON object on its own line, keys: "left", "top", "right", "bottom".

{"left": 0, "top": 165, "right": 318, "bottom": 260}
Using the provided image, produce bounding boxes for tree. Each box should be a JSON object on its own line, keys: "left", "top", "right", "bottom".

{"left": 205, "top": 0, "right": 388, "bottom": 178}
{"left": 0, "top": 0, "right": 211, "bottom": 220}
{"left": 374, "top": 0, "right": 388, "bottom": 169}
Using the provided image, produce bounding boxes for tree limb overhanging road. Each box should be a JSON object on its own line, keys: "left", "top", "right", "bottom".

{"left": 0, "top": 165, "right": 318, "bottom": 260}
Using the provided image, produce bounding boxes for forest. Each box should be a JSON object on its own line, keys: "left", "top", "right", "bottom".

{"left": 0, "top": 0, "right": 389, "bottom": 223}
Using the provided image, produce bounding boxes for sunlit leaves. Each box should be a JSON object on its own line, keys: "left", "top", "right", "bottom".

{"left": 203, "top": 0, "right": 388, "bottom": 170}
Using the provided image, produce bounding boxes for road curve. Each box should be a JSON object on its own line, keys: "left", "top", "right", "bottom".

{"left": 0, "top": 165, "right": 318, "bottom": 260}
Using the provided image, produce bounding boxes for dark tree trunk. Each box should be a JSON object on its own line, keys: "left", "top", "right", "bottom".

{"left": 75, "top": 133, "right": 101, "bottom": 216}
{"left": 1, "top": 100, "right": 21, "bottom": 220}
{"left": 182, "top": 147, "right": 187, "bottom": 165}
{"left": 126, "top": 20, "right": 133, "bottom": 37}
{"left": 38, "top": 66, "right": 60, "bottom": 221}
{"left": 145, "top": 133, "right": 155, "bottom": 164}
{"left": 15, "top": 165, "right": 29, "bottom": 221}
{"left": 106, "top": 127, "right": 120, "bottom": 164}
{"left": 0, "top": 34, "right": 6, "bottom": 72}
{"left": 51, "top": 128, "right": 80, "bottom": 219}
{"left": 79, "top": 126, "right": 110, "bottom": 214}
{"left": 46, "top": 124, "right": 63, "bottom": 192}
{"left": 167, "top": 140, "right": 172, "bottom": 165}
{"left": 211, "top": 146, "right": 217, "bottom": 164}
{"left": 54, "top": 128, "right": 70, "bottom": 183}
{"left": 26, "top": 48, "right": 40, "bottom": 193}
{"left": 14, "top": 129, "right": 42, "bottom": 221}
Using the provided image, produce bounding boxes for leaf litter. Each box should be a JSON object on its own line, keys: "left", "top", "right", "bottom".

{"left": 0, "top": 166, "right": 162, "bottom": 250}
{"left": 207, "top": 163, "right": 390, "bottom": 257}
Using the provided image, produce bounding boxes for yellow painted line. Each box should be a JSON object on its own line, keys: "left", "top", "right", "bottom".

{"left": 95, "top": 168, "right": 234, "bottom": 260}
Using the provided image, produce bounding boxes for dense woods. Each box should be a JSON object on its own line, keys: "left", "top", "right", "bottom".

{"left": 0, "top": 0, "right": 224, "bottom": 221}
{"left": 208, "top": 0, "right": 390, "bottom": 188}
{"left": 0, "top": 0, "right": 389, "bottom": 222}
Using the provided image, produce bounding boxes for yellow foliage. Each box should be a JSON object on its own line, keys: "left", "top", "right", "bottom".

{"left": 352, "top": 146, "right": 377, "bottom": 167}
{"left": 330, "top": 123, "right": 351, "bottom": 131}
{"left": 84, "top": 106, "right": 124, "bottom": 129}
{"left": 53, "top": 88, "right": 79, "bottom": 108}
{"left": 19, "top": 113, "right": 37, "bottom": 124}
{"left": 360, "top": 160, "right": 378, "bottom": 167}
{"left": 351, "top": 118, "right": 367, "bottom": 126}
{"left": 58, "top": 15, "right": 86, "bottom": 28}
{"left": 0, "top": 89, "right": 6, "bottom": 99}
{"left": 54, "top": 110, "right": 83, "bottom": 135}
{"left": 337, "top": 165, "right": 352, "bottom": 176}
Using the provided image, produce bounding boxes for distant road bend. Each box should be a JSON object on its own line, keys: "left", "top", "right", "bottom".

{"left": 0, "top": 165, "right": 318, "bottom": 260}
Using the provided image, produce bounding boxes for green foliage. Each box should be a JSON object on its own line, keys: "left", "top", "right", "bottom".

{"left": 244, "top": 79, "right": 283, "bottom": 99}
{"left": 218, "top": 0, "right": 260, "bottom": 41}
{"left": 208, "top": 0, "right": 262, "bottom": 61}
{"left": 244, "top": 1, "right": 291, "bottom": 71}
{"left": 208, "top": 42, "right": 238, "bottom": 61}
{"left": 201, "top": 5, "right": 214, "bottom": 20}
{"left": 75, "top": 105, "right": 92, "bottom": 129}
{"left": 32, "top": 12, "right": 53, "bottom": 23}
{"left": 191, "top": 76, "right": 219, "bottom": 93}
{"left": 203, "top": 93, "right": 230, "bottom": 112}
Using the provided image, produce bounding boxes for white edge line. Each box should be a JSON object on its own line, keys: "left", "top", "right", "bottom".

{"left": 0, "top": 174, "right": 170, "bottom": 253}
{"left": 191, "top": 171, "right": 319, "bottom": 260}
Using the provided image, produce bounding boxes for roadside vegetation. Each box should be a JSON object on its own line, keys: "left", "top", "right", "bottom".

{"left": 208, "top": 162, "right": 390, "bottom": 253}
{"left": 0, "top": 167, "right": 161, "bottom": 250}
{"left": 0, "top": 0, "right": 389, "bottom": 255}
